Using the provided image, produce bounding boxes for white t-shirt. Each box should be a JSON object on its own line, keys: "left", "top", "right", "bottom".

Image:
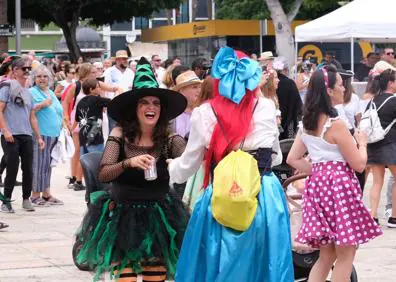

{"left": 154, "top": 67, "right": 166, "bottom": 88}
{"left": 103, "top": 66, "right": 135, "bottom": 96}
{"left": 335, "top": 93, "right": 361, "bottom": 129}
{"left": 359, "top": 99, "right": 370, "bottom": 114}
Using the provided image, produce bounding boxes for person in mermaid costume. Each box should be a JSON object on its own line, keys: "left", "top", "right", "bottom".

{"left": 168, "top": 47, "right": 294, "bottom": 282}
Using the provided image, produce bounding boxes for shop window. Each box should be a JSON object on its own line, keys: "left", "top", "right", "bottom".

{"left": 152, "top": 10, "right": 167, "bottom": 18}
{"left": 152, "top": 20, "right": 170, "bottom": 28}
{"left": 176, "top": 2, "right": 189, "bottom": 24}
{"left": 111, "top": 21, "right": 132, "bottom": 31}
{"left": 196, "top": 0, "right": 209, "bottom": 19}
{"left": 135, "top": 17, "right": 149, "bottom": 30}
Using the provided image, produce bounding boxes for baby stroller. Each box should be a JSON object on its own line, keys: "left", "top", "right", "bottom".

{"left": 273, "top": 139, "right": 359, "bottom": 282}
{"left": 273, "top": 138, "right": 296, "bottom": 183}
{"left": 72, "top": 151, "right": 108, "bottom": 271}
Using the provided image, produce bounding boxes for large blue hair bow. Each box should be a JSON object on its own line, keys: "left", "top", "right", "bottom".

{"left": 211, "top": 46, "right": 261, "bottom": 104}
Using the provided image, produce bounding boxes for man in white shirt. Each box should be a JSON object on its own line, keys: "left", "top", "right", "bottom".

{"left": 151, "top": 54, "right": 165, "bottom": 86}
{"left": 103, "top": 50, "right": 134, "bottom": 95}
{"left": 103, "top": 50, "right": 134, "bottom": 133}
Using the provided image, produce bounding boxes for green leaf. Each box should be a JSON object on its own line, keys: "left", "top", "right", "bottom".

{"left": 215, "top": 0, "right": 346, "bottom": 20}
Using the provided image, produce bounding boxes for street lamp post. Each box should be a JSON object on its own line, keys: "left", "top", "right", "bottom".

{"left": 15, "top": 0, "right": 21, "bottom": 55}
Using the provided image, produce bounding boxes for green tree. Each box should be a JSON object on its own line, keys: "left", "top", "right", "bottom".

{"left": 0, "top": 0, "right": 8, "bottom": 52}
{"left": 216, "top": 0, "right": 348, "bottom": 66}
{"left": 8, "top": 0, "right": 182, "bottom": 62}
{"left": 216, "top": 0, "right": 344, "bottom": 21}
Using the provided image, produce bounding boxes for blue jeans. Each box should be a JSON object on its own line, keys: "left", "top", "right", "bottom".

{"left": 80, "top": 143, "right": 104, "bottom": 157}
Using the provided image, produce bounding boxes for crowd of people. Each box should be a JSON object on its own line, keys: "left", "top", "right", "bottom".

{"left": 0, "top": 44, "right": 394, "bottom": 281}
{"left": 287, "top": 49, "right": 396, "bottom": 226}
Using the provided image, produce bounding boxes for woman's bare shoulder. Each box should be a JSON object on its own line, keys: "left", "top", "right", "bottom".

{"left": 329, "top": 118, "right": 350, "bottom": 138}
{"left": 362, "top": 92, "right": 374, "bottom": 100}
{"left": 110, "top": 126, "right": 123, "bottom": 137}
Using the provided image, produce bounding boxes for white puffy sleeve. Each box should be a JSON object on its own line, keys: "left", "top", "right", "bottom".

{"left": 271, "top": 138, "right": 282, "bottom": 167}
{"left": 169, "top": 107, "right": 207, "bottom": 184}
{"left": 270, "top": 104, "right": 282, "bottom": 167}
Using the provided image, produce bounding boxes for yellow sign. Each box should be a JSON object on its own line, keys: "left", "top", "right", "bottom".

{"left": 193, "top": 24, "right": 207, "bottom": 35}
{"left": 298, "top": 44, "right": 323, "bottom": 63}
{"left": 359, "top": 41, "right": 373, "bottom": 58}
{"left": 141, "top": 20, "right": 305, "bottom": 42}
{"left": 267, "top": 20, "right": 307, "bottom": 36}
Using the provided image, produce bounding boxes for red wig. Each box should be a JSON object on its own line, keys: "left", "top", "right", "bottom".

{"left": 203, "top": 50, "right": 258, "bottom": 187}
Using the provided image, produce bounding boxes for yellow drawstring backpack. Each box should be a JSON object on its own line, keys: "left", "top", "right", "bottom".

{"left": 211, "top": 101, "right": 261, "bottom": 231}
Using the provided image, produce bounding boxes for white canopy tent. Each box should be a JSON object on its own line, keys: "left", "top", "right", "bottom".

{"left": 295, "top": 0, "right": 396, "bottom": 72}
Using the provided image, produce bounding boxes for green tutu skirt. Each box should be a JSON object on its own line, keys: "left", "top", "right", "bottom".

{"left": 0, "top": 191, "right": 10, "bottom": 202}
{"left": 75, "top": 190, "right": 189, "bottom": 281}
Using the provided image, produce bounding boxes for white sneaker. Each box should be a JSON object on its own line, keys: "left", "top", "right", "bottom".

{"left": 22, "top": 199, "right": 35, "bottom": 212}
{"left": 385, "top": 208, "right": 392, "bottom": 219}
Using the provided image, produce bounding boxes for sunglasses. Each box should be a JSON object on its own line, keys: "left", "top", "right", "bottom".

{"left": 153, "top": 59, "right": 161, "bottom": 62}
{"left": 21, "top": 67, "right": 32, "bottom": 72}
{"left": 386, "top": 52, "right": 395, "bottom": 55}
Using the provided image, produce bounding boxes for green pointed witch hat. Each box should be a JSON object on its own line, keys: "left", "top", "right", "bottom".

{"left": 108, "top": 57, "right": 187, "bottom": 123}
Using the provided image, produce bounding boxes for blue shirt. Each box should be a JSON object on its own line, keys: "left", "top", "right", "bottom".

{"left": 0, "top": 82, "right": 34, "bottom": 136}
{"left": 30, "top": 86, "right": 63, "bottom": 137}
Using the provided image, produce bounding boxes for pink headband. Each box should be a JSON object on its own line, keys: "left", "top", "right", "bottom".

{"left": 321, "top": 68, "right": 329, "bottom": 87}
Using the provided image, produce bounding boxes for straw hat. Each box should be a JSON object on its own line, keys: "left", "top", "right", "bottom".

{"left": 31, "top": 60, "right": 41, "bottom": 70}
{"left": 372, "top": 60, "right": 396, "bottom": 74}
{"left": 173, "top": 70, "right": 202, "bottom": 91}
{"left": 115, "top": 50, "right": 129, "bottom": 59}
{"left": 107, "top": 57, "right": 187, "bottom": 123}
{"left": 258, "top": 51, "right": 274, "bottom": 61}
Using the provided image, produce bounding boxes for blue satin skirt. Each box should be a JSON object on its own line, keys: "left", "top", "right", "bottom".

{"left": 175, "top": 173, "right": 294, "bottom": 282}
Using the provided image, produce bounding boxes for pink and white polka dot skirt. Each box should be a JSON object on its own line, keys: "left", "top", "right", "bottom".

{"left": 295, "top": 161, "right": 382, "bottom": 248}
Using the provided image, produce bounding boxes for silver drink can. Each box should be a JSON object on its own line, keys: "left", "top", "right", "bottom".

{"left": 144, "top": 160, "right": 157, "bottom": 181}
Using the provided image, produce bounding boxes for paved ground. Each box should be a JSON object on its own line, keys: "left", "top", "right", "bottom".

{"left": 0, "top": 163, "right": 395, "bottom": 282}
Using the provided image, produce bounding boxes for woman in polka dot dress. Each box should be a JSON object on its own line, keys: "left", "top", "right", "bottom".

{"left": 287, "top": 65, "right": 382, "bottom": 282}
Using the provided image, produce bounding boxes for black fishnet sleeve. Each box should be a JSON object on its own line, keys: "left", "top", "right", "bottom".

{"left": 170, "top": 135, "right": 187, "bottom": 158}
{"left": 98, "top": 136, "right": 125, "bottom": 183}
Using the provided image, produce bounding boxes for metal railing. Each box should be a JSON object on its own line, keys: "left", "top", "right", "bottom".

{"left": 21, "top": 19, "right": 35, "bottom": 31}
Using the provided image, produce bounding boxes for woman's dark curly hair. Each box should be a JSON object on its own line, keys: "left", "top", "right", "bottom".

{"left": 303, "top": 65, "right": 338, "bottom": 131}
{"left": 119, "top": 97, "right": 170, "bottom": 152}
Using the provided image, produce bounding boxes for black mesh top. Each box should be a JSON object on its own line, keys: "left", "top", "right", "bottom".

{"left": 98, "top": 134, "right": 186, "bottom": 201}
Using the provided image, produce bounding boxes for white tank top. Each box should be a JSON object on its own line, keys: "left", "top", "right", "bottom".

{"left": 300, "top": 117, "right": 345, "bottom": 164}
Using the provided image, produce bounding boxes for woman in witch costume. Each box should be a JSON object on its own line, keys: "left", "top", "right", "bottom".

{"left": 168, "top": 47, "right": 294, "bottom": 281}
{"left": 75, "top": 57, "right": 189, "bottom": 282}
